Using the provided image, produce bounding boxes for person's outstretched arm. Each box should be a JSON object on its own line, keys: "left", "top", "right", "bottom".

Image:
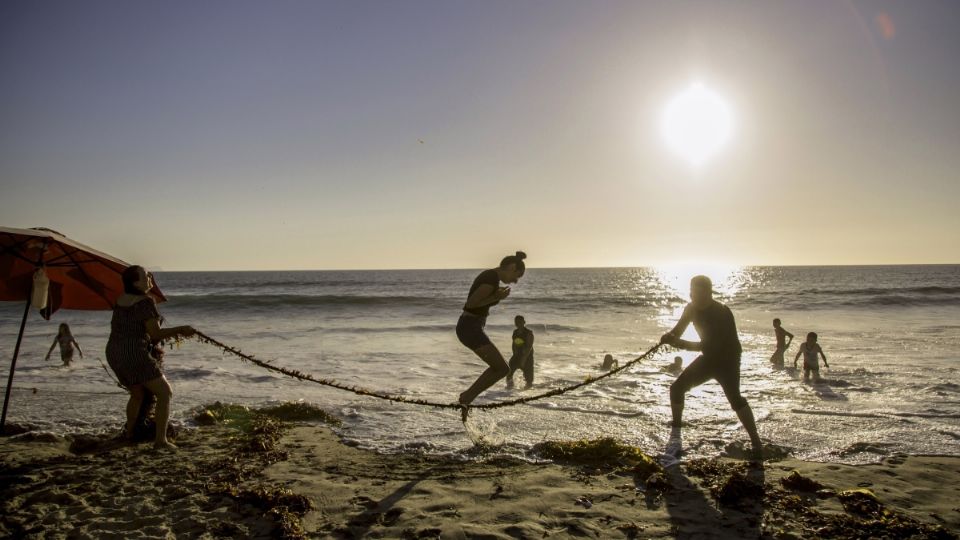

{"left": 793, "top": 345, "right": 803, "bottom": 368}
{"left": 145, "top": 318, "right": 196, "bottom": 342}
{"left": 72, "top": 338, "right": 84, "bottom": 358}
{"left": 661, "top": 306, "right": 701, "bottom": 351}
{"left": 45, "top": 337, "right": 57, "bottom": 361}
{"left": 820, "top": 347, "right": 829, "bottom": 368}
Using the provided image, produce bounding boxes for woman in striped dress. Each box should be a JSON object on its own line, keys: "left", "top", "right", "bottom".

{"left": 106, "top": 265, "right": 195, "bottom": 450}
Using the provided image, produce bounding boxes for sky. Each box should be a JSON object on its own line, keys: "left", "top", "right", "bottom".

{"left": 2, "top": 1, "right": 959, "bottom": 270}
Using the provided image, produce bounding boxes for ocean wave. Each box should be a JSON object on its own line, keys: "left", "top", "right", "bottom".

{"left": 164, "top": 293, "right": 451, "bottom": 310}
{"left": 152, "top": 282, "right": 960, "bottom": 313}
{"left": 730, "top": 285, "right": 960, "bottom": 309}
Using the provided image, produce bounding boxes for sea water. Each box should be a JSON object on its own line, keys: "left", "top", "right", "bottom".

{"left": 2, "top": 265, "right": 958, "bottom": 464}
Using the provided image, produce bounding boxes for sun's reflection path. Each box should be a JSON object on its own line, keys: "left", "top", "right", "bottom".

{"left": 650, "top": 263, "right": 749, "bottom": 342}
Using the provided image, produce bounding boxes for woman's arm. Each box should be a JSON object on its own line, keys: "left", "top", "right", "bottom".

{"left": 463, "top": 284, "right": 508, "bottom": 310}
{"left": 72, "top": 338, "right": 84, "bottom": 358}
{"left": 820, "top": 347, "right": 828, "bottom": 368}
{"left": 144, "top": 318, "right": 196, "bottom": 342}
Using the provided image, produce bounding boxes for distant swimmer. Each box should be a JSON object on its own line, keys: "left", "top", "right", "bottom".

{"left": 662, "top": 356, "right": 683, "bottom": 375}
{"left": 770, "top": 318, "right": 794, "bottom": 367}
{"left": 456, "top": 251, "right": 527, "bottom": 420}
{"left": 601, "top": 354, "right": 618, "bottom": 371}
{"left": 46, "top": 323, "right": 83, "bottom": 366}
{"left": 794, "top": 332, "right": 829, "bottom": 383}
{"left": 660, "top": 275, "right": 763, "bottom": 458}
{"left": 506, "top": 315, "right": 535, "bottom": 389}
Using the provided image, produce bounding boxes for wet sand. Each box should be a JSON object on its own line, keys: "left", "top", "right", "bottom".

{"left": 2, "top": 418, "right": 958, "bottom": 539}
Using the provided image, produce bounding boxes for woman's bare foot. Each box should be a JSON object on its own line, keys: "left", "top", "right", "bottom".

{"left": 154, "top": 440, "right": 178, "bottom": 451}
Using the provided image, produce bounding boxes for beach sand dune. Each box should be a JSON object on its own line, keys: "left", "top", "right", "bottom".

{"left": 3, "top": 419, "right": 958, "bottom": 539}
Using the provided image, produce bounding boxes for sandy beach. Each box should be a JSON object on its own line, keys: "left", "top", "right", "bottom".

{"left": 2, "top": 405, "right": 958, "bottom": 539}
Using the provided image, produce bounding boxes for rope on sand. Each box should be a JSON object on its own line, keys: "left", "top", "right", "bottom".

{"left": 194, "top": 331, "right": 663, "bottom": 415}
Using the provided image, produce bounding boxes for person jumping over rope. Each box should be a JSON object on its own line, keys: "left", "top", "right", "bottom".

{"left": 456, "top": 251, "right": 527, "bottom": 421}
{"left": 659, "top": 275, "right": 763, "bottom": 458}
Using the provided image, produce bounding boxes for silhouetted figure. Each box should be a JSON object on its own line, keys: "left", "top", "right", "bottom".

{"left": 456, "top": 252, "right": 527, "bottom": 420}
{"left": 794, "top": 332, "right": 829, "bottom": 383}
{"left": 662, "top": 356, "right": 683, "bottom": 375}
{"left": 660, "top": 275, "right": 763, "bottom": 457}
{"left": 107, "top": 266, "right": 195, "bottom": 450}
{"left": 770, "top": 318, "right": 794, "bottom": 367}
{"left": 506, "top": 315, "right": 535, "bottom": 389}
{"left": 601, "top": 354, "right": 618, "bottom": 371}
{"left": 46, "top": 323, "right": 83, "bottom": 366}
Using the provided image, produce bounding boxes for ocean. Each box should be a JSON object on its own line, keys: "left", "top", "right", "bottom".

{"left": 2, "top": 265, "right": 958, "bottom": 464}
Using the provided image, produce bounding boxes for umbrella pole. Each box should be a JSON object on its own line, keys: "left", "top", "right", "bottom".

{"left": 0, "top": 296, "right": 32, "bottom": 434}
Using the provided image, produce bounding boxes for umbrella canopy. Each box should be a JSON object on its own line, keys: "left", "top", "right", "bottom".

{"left": 1, "top": 226, "right": 166, "bottom": 315}
{"left": 1, "top": 226, "right": 166, "bottom": 433}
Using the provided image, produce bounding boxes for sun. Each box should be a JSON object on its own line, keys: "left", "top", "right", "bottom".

{"left": 660, "top": 83, "right": 733, "bottom": 166}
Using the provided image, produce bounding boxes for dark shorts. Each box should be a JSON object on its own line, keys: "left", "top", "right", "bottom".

{"left": 456, "top": 314, "right": 491, "bottom": 351}
{"left": 671, "top": 353, "right": 747, "bottom": 410}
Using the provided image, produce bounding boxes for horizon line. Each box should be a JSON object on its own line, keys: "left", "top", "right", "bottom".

{"left": 149, "top": 262, "right": 960, "bottom": 273}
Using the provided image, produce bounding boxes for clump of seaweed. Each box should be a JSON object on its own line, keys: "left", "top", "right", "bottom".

{"left": 241, "top": 414, "right": 286, "bottom": 455}
{"left": 836, "top": 488, "right": 884, "bottom": 516}
{"left": 531, "top": 437, "right": 662, "bottom": 477}
{"left": 193, "top": 402, "right": 256, "bottom": 430}
{"left": 684, "top": 457, "right": 744, "bottom": 479}
{"left": 809, "top": 511, "right": 956, "bottom": 540}
{"left": 194, "top": 401, "right": 340, "bottom": 430}
{"left": 780, "top": 470, "right": 826, "bottom": 492}
{"left": 761, "top": 483, "right": 957, "bottom": 540}
{"left": 711, "top": 470, "right": 765, "bottom": 508}
{"left": 208, "top": 485, "right": 311, "bottom": 539}
{"left": 259, "top": 402, "right": 342, "bottom": 426}
{"left": 616, "top": 522, "right": 645, "bottom": 539}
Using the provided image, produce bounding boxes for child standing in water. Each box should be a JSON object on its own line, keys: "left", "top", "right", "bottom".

{"left": 456, "top": 251, "right": 527, "bottom": 420}
{"left": 770, "top": 318, "right": 794, "bottom": 367}
{"left": 794, "top": 332, "right": 829, "bottom": 382}
{"left": 46, "top": 323, "right": 83, "bottom": 366}
{"left": 506, "top": 315, "right": 535, "bottom": 389}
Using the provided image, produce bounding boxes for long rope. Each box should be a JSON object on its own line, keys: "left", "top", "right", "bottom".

{"left": 193, "top": 331, "right": 662, "bottom": 412}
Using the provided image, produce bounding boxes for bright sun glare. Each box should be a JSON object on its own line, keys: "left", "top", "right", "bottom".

{"left": 661, "top": 83, "right": 733, "bottom": 166}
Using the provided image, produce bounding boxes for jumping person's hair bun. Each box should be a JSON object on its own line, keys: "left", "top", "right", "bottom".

{"left": 500, "top": 251, "right": 527, "bottom": 273}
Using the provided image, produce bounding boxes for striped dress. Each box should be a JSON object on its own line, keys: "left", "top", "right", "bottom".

{"left": 106, "top": 297, "right": 163, "bottom": 388}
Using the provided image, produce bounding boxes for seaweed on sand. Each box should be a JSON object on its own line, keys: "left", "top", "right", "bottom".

{"left": 531, "top": 437, "right": 663, "bottom": 477}
{"left": 779, "top": 470, "right": 826, "bottom": 492}
{"left": 194, "top": 401, "right": 340, "bottom": 539}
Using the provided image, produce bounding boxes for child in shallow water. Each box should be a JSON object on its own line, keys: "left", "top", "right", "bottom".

{"left": 794, "top": 332, "right": 829, "bottom": 382}
{"left": 601, "top": 354, "right": 618, "bottom": 371}
{"left": 46, "top": 323, "right": 83, "bottom": 366}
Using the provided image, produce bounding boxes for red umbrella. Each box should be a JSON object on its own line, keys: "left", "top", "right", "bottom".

{"left": 0, "top": 226, "right": 166, "bottom": 433}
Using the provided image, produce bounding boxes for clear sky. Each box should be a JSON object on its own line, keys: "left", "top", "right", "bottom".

{"left": 2, "top": 1, "right": 958, "bottom": 270}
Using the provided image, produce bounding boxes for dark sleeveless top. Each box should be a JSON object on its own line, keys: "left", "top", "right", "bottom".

{"left": 463, "top": 269, "right": 501, "bottom": 317}
{"left": 686, "top": 300, "right": 742, "bottom": 358}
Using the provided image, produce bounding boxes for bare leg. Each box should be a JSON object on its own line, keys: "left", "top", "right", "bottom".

{"left": 460, "top": 344, "right": 510, "bottom": 406}
{"left": 670, "top": 397, "right": 684, "bottom": 428}
{"left": 735, "top": 403, "right": 763, "bottom": 457}
{"left": 124, "top": 385, "right": 145, "bottom": 439}
{"left": 142, "top": 376, "right": 175, "bottom": 449}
